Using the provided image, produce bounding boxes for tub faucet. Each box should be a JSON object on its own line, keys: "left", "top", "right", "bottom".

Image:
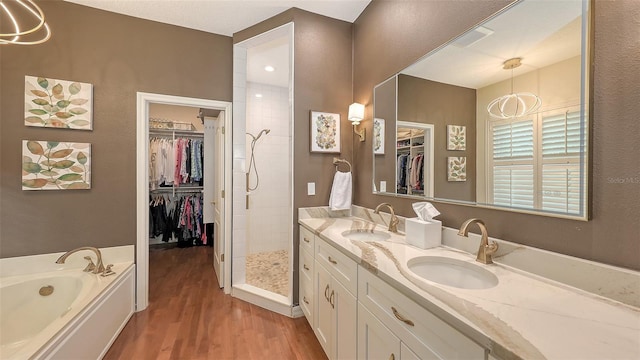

{"left": 374, "top": 203, "right": 399, "bottom": 233}
{"left": 457, "top": 218, "right": 498, "bottom": 264}
{"left": 55, "top": 247, "right": 105, "bottom": 274}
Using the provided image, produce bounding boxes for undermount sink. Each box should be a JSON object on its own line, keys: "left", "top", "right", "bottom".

{"left": 341, "top": 229, "right": 391, "bottom": 241}
{"left": 407, "top": 256, "right": 499, "bottom": 290}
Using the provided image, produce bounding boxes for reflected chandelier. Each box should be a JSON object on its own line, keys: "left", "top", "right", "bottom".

{"left": 487, "top": 58, "right": 541, "bottom": 119}
{"left": 0, "top": 0, "right": 51, "bottom": 45}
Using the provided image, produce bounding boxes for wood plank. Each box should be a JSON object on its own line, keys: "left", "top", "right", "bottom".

{"left": 104, "top": 246, "right": 326, "bottom": 360}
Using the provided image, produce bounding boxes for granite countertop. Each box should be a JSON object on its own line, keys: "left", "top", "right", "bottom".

{"left": 298, "top": 208, "right": 640, "bottom": 360}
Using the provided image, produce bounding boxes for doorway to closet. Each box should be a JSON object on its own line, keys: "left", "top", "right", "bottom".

{"left": 136, "top": 92, "right": 232, "bottom": 311}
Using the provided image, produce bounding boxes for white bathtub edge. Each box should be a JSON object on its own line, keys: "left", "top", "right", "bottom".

{"left": 0, "top": 245, "right": 134, "bottom": 278}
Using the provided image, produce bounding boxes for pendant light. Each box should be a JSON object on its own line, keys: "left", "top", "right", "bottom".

{"left": 487, "top": 58, "right": 541, "bottom": 119}
{"left": 0, "top": 0, "right": 51, "bottom": 45}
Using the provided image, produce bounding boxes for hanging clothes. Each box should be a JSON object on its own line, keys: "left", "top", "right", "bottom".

{"left": 149, "top": 137, "right": 204, "bottom": 188}
{"left": 149, "top": 192, "right": 205, "bottom": 246}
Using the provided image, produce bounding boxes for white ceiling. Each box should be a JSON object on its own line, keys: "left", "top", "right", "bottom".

{"left": 64, "top": 0, "right": 371, "bottom": 37}
{"left": 402, "top": 0, "right": 585, "bottom": 89}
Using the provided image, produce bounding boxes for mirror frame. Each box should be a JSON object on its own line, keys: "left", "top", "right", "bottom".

{"left": 372, "top": 0, "right": 593, "bottom": 221}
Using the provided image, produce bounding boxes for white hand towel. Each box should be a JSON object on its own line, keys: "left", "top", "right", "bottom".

{"left": 329, "top": 171, "right": 352, "bottom": 211}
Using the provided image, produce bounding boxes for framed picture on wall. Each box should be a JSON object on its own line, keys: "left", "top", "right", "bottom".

{"left": 374, "top": 118, "right": 385, "bottom": 155}
{"left": 24, "top": 76, "right": 93, "bottom": 130}
{"left": 447, "top": 125, "right": 466, "bottom": 150}
{"left": 447, "top": 156, "right": 467, "bottom": 181}
{"left": 22, "top": 140, "right": 91, "bottom": 190}
{"left": 310, "top": 111, "right": 341, "bottom": 153}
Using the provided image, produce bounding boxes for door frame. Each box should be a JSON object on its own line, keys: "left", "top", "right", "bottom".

{"left": 136, "top": 92, "right": 232, "bottom": 311}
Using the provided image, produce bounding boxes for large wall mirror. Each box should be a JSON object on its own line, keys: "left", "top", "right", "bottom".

{"left": 373, "top": 0, "right": 591, "bottom": 219}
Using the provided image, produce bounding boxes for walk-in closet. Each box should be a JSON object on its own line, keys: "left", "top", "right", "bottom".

{"left": 148, "top": 104, "right": 211, "bottom": 249}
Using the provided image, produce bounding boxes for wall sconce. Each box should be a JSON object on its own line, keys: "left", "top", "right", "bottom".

{"left": 348, "top": 102, "right": 365, "bottom": 142}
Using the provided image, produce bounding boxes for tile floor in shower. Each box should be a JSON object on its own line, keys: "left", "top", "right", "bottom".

{"left": 246, "top": 249, "right": 289, "bottom": 297}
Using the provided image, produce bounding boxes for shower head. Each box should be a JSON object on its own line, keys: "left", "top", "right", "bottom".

{"left": 254, "top": 128, "right": 271, "bottom": 141}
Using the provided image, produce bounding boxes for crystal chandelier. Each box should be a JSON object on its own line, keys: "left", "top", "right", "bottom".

{"left": 0, "top": 0, "right": 51, "bottom": 45}
{"left": 487, "top": 58, "right": 541, "bottom": 119}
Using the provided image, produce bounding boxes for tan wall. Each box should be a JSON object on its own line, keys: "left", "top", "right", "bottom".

{"left": 0, "top": 0, "right": 232, "bottom": 258}
{"left": 397, "top": 74, "right": 476, "bottom": 202}
{"left": 353, "top": 0, "right": 640, "bottom": 270}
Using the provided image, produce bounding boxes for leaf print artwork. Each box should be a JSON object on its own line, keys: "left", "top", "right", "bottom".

{"left": 447, "top": 125, "right": 466, "bottom": 150}
{"left": 24, "top": 76, "right": 93, "bottom": 130}
{"left": 447, "top": 157, "right": 467, "bottom": 182}
{"left": 373, "top": 118, "right": 385, "bottom": 154}
{"left": 22, "top": 141, "right": 91, "bottom": 190}
{"left": 310, "top": 111, "right": 341, "bottom": 153}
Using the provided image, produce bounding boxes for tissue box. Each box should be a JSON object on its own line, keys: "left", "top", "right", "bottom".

{"left": 405, "top": 218, "right": 442, "bottom": 249}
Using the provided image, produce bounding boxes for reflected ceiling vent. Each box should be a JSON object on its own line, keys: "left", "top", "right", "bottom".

{"left": 452, "top": 26, "right": 494, "bottom": 48}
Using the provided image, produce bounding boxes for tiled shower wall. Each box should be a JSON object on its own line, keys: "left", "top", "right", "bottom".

{"left": 245, "top": 82, "right": 292, "bottom": 254}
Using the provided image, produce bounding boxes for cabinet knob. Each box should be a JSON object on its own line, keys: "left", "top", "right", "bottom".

{"left": 325, "top": 284, "right": 330, "bottom": 301}
{"left": 303, "top": 237, "right": 310, "bottom": 243}
{"left": 303, "top": 264, "right": 310, "bottom": 271}
{"left": 328, "top": 256, "right": 338, "bottom": 265}
{"left": 303, "top": 296, "right": 309, "bottom": 305}
{"left": 389, "top": 354, "right": 395, "bottom": 360}
{"left": 391, "top": 306, "right": 415, "bottom": 326}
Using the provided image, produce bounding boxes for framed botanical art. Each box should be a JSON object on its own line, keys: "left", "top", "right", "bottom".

{"left": 22, "top": 140, "right": 91, "bottom": 190}
{"left": 310, "top": 111, "right": 340, "bottom": 153}
{"left": 447, "top": 156, "right": 467, "bottom": 182}
{"left": 447, "top": 125, "right": 466, "bottom": 150}
{"left": 373, "top": 118, "right": 385, "bottom": 155}
{"left": 24, "top": 76, "right": 93, "bottom": 130}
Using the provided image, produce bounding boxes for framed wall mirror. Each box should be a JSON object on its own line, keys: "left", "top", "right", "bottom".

{"left": 372, "top": 0, "right": 591, "bottom": 219}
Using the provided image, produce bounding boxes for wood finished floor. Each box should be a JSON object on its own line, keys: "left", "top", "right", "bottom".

{"left": 104, "top": 246, "right": 327, "bottom": 360}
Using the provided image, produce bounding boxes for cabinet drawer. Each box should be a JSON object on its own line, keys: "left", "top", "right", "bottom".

{"left": 300, "top": 246, "right": 314, "bottom": 285}
{"left": 358, "top": 267, "right": 485, "bottom": 359}
{"left": 300, "top": 226, "right": 315, "bottom": 254}
{"left": 315, "top": 237, "right": 357, "bottom": 296}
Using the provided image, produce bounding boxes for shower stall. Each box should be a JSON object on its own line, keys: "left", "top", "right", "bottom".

{"left": 232, "top": 23, "right": 294, "bottom": 315}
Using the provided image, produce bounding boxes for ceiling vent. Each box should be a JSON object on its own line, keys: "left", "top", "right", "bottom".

{"left": 452, "top": 26, "right": 494, "bottom": 48}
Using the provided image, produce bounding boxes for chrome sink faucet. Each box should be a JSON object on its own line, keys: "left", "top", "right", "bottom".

{"left": 457, "top": 218, "right": 499, "bottom": 264}
{"left": 55, "top": 247, "right": 105, "bottom": 274}
{"left": 374, "top": 203, "right": 399, "bottom": 233}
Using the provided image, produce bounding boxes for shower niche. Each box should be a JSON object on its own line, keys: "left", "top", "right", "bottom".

{"left": 232, "top": 23, "right": 295, "bottom": 315}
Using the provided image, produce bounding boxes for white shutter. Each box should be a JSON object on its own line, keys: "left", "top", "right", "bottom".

{"left": 541, "top": 164, "right": 581, "bottom": 214}
{"left": 491, "top": 119, "right": 534, "bottom": 208}
{"left": 542, "top": 112, "right": 582, "bottom": 156}
{"left": 541, "top": 111, "right": 583, "bottom": 214}
{"left": 493, "top": 165, "right": 534, "bottom": 209}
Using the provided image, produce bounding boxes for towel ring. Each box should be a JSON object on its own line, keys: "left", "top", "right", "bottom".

{"left": 333, "top": 157, "right": 352, "bottom": 172}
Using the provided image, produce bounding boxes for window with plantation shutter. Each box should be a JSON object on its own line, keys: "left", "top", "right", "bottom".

{"left": 490, "top": 119, "right": 535, "bottom": 209}
{"left": 541, "top": 111, "right": 583, "bottom": 213}
{"left": 488, "top": 110, "right": 584, "bottom": 215}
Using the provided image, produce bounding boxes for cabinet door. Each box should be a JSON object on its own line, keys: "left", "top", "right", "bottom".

{"left": 334, "top": 277, "right": 357, "bottom": 360}
{"left": 299, "top": 246, "right": 314, "bottom": 326}
{"left": 315, "top": 262, "right": 333, "bottom": 358}
{"left": 358, "top": 303, "right": 400, "bottom": 360}
{"left": 400, "top": 343, "right": 421, "bottom": 360}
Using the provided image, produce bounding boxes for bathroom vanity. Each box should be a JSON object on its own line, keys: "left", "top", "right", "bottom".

{"left": 298, "top": 206, "right": 640, "bottom": 360}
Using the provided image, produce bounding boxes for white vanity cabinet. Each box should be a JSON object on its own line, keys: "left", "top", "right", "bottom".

{"left": 313, "top": 236, "right": 358, "bottom": 360}
{"left": 358, "top": 267, "right": 487, "bottom": 360}
{"left": 299, "top": 226, "right": 315, "bottom": 326}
